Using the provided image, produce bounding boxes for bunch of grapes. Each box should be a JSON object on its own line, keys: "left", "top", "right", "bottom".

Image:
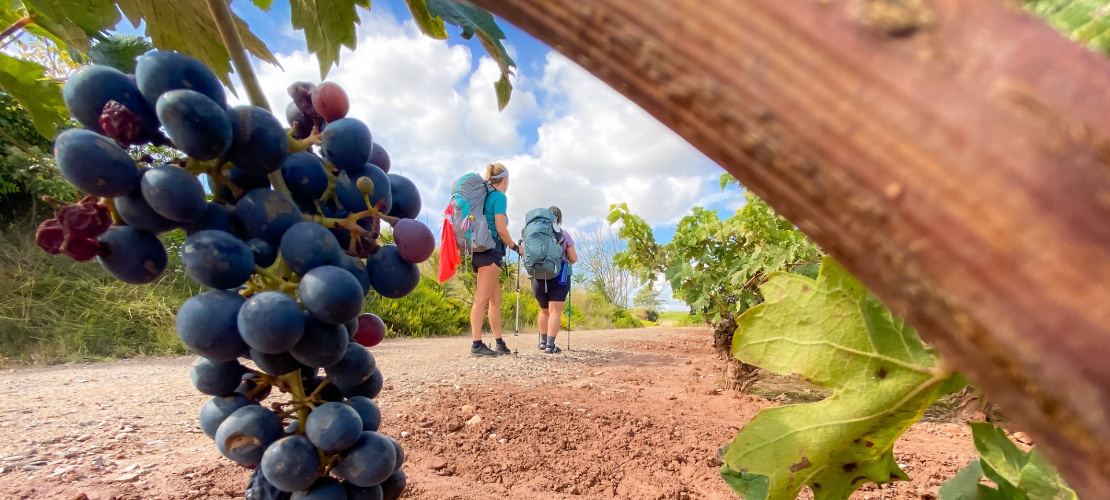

{"left": 37, "top": 50, "right": 439, "bottom": 499}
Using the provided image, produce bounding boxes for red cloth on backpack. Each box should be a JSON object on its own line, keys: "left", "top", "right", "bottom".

{"left": 438, "top": 204, "right": 461, "bottom": 283}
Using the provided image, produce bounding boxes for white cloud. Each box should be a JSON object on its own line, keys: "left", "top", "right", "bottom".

{"left": 227, "top": 9, "right": 726, "bottom": 246}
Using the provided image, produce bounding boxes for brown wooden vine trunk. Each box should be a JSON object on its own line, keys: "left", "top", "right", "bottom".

{"left": 713, "top": 316, "right": 762, "bottom": 392}
{"left": 471, "top": 0, "right": 1110, "bottom": 495}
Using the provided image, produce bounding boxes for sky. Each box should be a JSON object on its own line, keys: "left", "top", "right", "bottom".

{"left": 114, "top": 0, "right": 747, "bottom": 310}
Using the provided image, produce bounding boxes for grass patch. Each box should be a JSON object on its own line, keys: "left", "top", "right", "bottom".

{"left": 657, "top": 311, "right": 703, "bottom": 327}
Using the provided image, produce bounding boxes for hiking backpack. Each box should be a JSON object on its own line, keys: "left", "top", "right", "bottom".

{"left": 449, "top": 173, "right": 498, "bottom": 255}
{"left": 521, "top": 208, "right": 565, "bottom": 280}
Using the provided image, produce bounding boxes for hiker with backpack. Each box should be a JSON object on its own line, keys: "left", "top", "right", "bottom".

{"left": 447, "top": 163, "right": 522, "bottom": 357}
{"left": 521, "top": 206, "right": 577, "bottom": 354}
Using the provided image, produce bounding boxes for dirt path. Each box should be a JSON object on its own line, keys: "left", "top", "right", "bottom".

{"left": 0, "top": 327, "right": 978, "bottom": 499}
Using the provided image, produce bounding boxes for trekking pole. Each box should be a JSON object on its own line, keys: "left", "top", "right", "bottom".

{"left": 566, "top": 281, "right": 572, "bottom": 351}
{"left": 514, "top": 247, "right": 521, "bottom": 355}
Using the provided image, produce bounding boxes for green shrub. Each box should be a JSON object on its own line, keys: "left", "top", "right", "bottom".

{"left": 611, "top": 308, "right": 644, "bottom": 329}
{"left": 365, "top": 275, "right": 469, "bottom": 337}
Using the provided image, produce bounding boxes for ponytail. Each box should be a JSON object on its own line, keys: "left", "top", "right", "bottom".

{"left": 485, "top": 163, "right": 508, "bottom": 184}
{"left": 549, "top": 206, "right": 563, "bottom": 224}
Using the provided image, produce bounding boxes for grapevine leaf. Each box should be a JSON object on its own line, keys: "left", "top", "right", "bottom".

{"left": 939, "top": 460, "right": 983, "bottom": 500}
{"left": 0, "top": 52, "right": 68, "bottom": 139}
{"left": 969, "top": 422, "right": 1077, "bottom": 500}
{"left": 251, "top": 0, "right": 275, "bottom": 11}
{"left": 721, "top": 463, "right": 770, "bottom": 500}
{"left": 87, "top": 35, "right": 152, "bottom": 73}
{"left": 425, "top": 0, "right": 516, "bottom": 110}
{"left": 722, "top": 256, "right": 958, "bottom": 499}
{"left": 289, "top": 0, "right": 368, "bottom": 78}
{"left": 403, "top": 0, "right": 447, "bottom": 39}
{"left": 115, "top": 0, "right": 280, "bottom": 90}
{"left": 21, "top": 0, "right": 119, "bottom": 37}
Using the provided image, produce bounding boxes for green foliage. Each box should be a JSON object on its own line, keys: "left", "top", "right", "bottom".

{"left": 422, "top": 0, "right": 516, "bottom": 110}
{"left": 1022, "top": 0, "right": 1110, "bottom": 56}
{"left": 365, "top": 274, "right": 469, "bottom": 337}
{"left": 721, "top": 257, "right": 964, "bottom": 499}
{"left": 611, "top": 308, "right": 643, "bottom": 329}
{"left": 290, "top": 0, "right": 369, "bottom": 77}
{"left": 0, "top": 93, "right": 77, "bottom": 213}
{"left": 632, "top": 285, "right": 663, "bottom": 310}
{"left": 86, "top": 34, "right": 153, "bottom": 73}
{"left": 939, "top": 423, "right": 1076, "bottom": 500}
{"left": 0, "top": 53, "right": 69, "bottom": 139}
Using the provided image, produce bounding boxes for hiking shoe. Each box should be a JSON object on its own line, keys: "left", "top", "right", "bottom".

{"left": 538, "top": 341, "right": 548, "bottom": 350}
{"left": 545, "top": 345, "right": 562, "bottom": 354}
{"left": 470, "top": 343, "right": 498, "bottom": 357}
{"left": 494, "top": 342, "right": 512, "bottom": 355}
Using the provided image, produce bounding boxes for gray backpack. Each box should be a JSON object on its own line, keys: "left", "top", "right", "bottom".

{"left": 521, "top": 208, "right": 565, "bottom": 280}
{"left": 449, "top": 173, "right": 498, "bottom": 255}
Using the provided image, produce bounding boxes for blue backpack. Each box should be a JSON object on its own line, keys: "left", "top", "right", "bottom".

{"left": 449, "top": 173, "right": 497, "bottom": 255}
{"left": 521, "top": 208, "right": 565, "bottom": 280}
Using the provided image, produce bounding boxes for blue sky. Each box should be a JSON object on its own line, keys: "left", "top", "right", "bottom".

{"left": 115, "top": 0, "right": 747, "bottom": 308}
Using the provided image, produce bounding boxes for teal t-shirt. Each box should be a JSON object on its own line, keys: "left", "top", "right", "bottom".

{"left": 484, "top": 189, "right": 507, "bottom": 248}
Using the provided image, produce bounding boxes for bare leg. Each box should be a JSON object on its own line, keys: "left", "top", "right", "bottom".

{"left": 470, "top": 264, "right": 499, "bottom": 341}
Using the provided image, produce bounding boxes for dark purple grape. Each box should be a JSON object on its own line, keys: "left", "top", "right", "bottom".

{"left": 282, "top": 152, "right": 329, "bottom": 201}
{"left": 96, "top": 226, "right": 168, "bottom": 284}
{"left": 250, "top": 349, "right": 310, "bottom": 377}
{"left": 54, "top": 129, "right": 140, "bottom": 198}
{"left": 156, "top": 89, "right": 233, "bottom": 161}
{"left": 235, "top": 189, "right": 304, "bottom": 246}
{"left": 342, "top": 368, "right": 383, "bottom": 400}
{"left": 292, "top": 476, "right": 345, "bottom": 500}
{"left": 299, "top": 265, "right": 364, "bottom": 326}
{"left": 184, "top": 202, "right": 243, "bottom": 237}
{"left": 140, "top": 165, "right": 207, "bottom": 222}
{"left": 346, "top": 396, "right": 381, "bottom": 432}
{"left": 344, "top": 482, "right": 383, "bottom": 500}
{"left": 114, "top": 184, "right": 180, "bottom": 234}
{"left": 248, "top": 238, "right": 277, "bottom": 268}
{"left": 260, "top": 435, "right": 320, "bottom": 493}
{"left": 336, "top": 163, "right": 391, "bottom": 214}
{"left": 333, "top": 431, "right": 396, "bottom": 487}
{"left": 199, "top": 394, "right": 256, "bottom": 437}
{"left": 226, "top": 105, "right": 289, "bottom": 175}
{"left": 385, "top": 174, "right": 420, "bottom": 220}
{"left": 136, "top": 50, "right": 228, "bottom": 109}
{"left": 306, "top": 401, "right": 363, "bottom": 453}
{"left": 337, "top": 254, "right": 371, "bottom": 296}
{"left": 285, "top": 101, "right": 312, "bottom": 140}
{"left": 189, "top": 357, "right": 247, "bottom": 396}
{"left": 380, "top": 469, "right": 406, "bottom": 500}
{"left": 325, "top": 343, "right": 375, "bottom": 390}
{"left": 238, "top": 291, "right": 306, "bottom": 354}
{"left": 302, "top": 375, "right": 345, "bottom": 403}
{"left": 387, "top": 436, "right": 404, "bottom": 472}
{"left": 291, "top": 317, "right": 349, "bottom": 368}
{"left": 392, "top": 219, "right": 434, "bottom": 264}
{"left": 368, "top": 142, "right": 390, "bottom": 173}
{"left": 321, "top": 118, "right": 372, "bottom": 172}
{"left": 280, "top": 222, "right": 343, "bottom": 276}
{"left": 214, "top": 405, "right": 283, "bottom": 466}
{"left": 176, "top": 290, "right": 248, "bottom": 362}
{"left": 213, "top": 167, "right": 272, "bottom": 204}
{"left": 62, "top": 64, "right": 158, "bottom": 139}
{"left": 246, "top": 467, "right": 293, "bottom": 500}
{"left": 367, "top": 245, "right": 420, "bottom": 299}
{"left": 181, "top": 230, "right": 255, "bottom": 289}
{"left": 287, "top": 81, "right": 324, "bottom": 132}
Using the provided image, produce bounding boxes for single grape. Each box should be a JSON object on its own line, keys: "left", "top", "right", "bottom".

{"left": 213, "top": 167, "right": 272, "bottom": 204}
{"left": 352, "top": 314, "right": 386, "bottom": 348}
{"left": 248, "top": 238, "right": 277, "bottom": 268}
{"left": 306, "top": 401, "right": 363, "bottom": 453}
{"left": 136, "top": 50, "right": 228, "bottom": 109}
{"left": 287, "top": 81, "right": 325, "bottom": 132}
{"left": 238, "top": 291, "right": 306, "bottom": 354}
{"left": 337, "top": 254, "right": 371, "bottom": 296}
{"left": 300, "top": 266, "right": 364, "bottom": 326}
{"left": 214, "top": 405, "right": 283, "bottom": 466}
{"left": 342, "top": 368, "right": 383, "bottom": 400}
{"left": 280, "top": 222, "right": 344, "bottom": 276}
{"left": 139, "top": 165, "right": 208, "bottom": 222}
{"left": 321, "top": 118, "right": 372, "bottom": 172}
{"left": 199, "top": 393, "right": 256, "bottom": 437}
{"left": 62, "top": 64, "right": 158, "bottom": 139}
{"left": 336, "top": 163, "right": 392, "bottom": 214}
{"left": 333, "top": 431, "right": 397, "bottom": 487}
{"left": 368, "top": 142, "right": 390, "bottom": 173}
{"left": 331, "top": 227, "right": 353, "bottom": 256}
{"left": 96, "top": 226, "right": 168, "bottom": 284}
{"left": 284, "top": 420, "right": 300, "bottom": 435}
{"left": 251, "top": 349, "right": 311, "bottom": 377}
{"left": 367, "top": 245, "right": 420, "bottom": 299}
{"left": 292, "top": 476, "right": 346, "bottom": 500}
{"left": 344, "top": 482, "right": 384, "bottom": 500}
{"left": 392, "top": 219, "right": 434, "bottom": 264}
{"left": 311, "top": 82, "right": 350, "bottom": 122}
{"left": 290, "top": 317, "right": 349, "bottom": 368}
{"left": 325, "top": 343, "right": 376, "bottom": 390}
{"left": 282, "top": 152, "right": 329, "bottom": 201}
{"left": 246, "top": 467, "right": 293, "bottom": 500}
{"left": 302, "top": 374, "right": 345, "bottom": 403}
{"left": 189, "top": 357, "right": 247, "bottom": 397}
{"left": 156, "top": 89, "right": 233, "bottom": 161}
{"left": 176, "top": 290, "right": 248, "bottom": 362}
{"left": 346, "top": 396, "right": 381, "bottom": 432}
{"left": 54, "top": 129, "right": 140, "bottom": 198}
{"left": 285, "top": 101, "right": 312, "bottom": 140}
{"left": 236, "top": 189, "right": 304, "bottom": 246}
{"left": 379, "top": 469, "right": 406, "bottom": 500}
{"left": 385, "top": 174, "right": 421, "bottom": 220}
{"left": 184, "top": 202, "right": 244, "bottom": 237}
{"left": 387, "top": 436, "right": 404, "bottom": 472}
{"left": 181, "top": 230, "right": 255, "bottom": 289}
{"left": 260, "top": 435, "right": 321, "bottom": 493}
{"left": 227, "top": 105, "right": 290, "bottom": 175}
{"left": 114, "top": 184, "right": 180, "bottom": 234}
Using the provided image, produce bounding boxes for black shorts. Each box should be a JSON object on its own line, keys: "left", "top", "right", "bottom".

{"left": 471, "top": 248, "right": 505, "bottom": 272}
{"left": 532, "top": 277, "right": 570, "bottom": 309}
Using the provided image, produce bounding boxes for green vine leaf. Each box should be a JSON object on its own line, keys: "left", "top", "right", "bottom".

{"left": 403, "top": 0, "right": 447, "bottom": 39}
{"left": 289, "top": 0, "right": 370, "bottom": 78}
{"left": 424, "top": 0, "right": 517, "bottom": 110}
{"left": 21, "top": 0, "right": 119, "bottom": 47}
{"left": 115, "top": 0, "right": 280, "bottom": 89}
{"left": 722, "top": 256, "right": 960, "bottom": 499}
{"left": 938, "top": 459, "right": 984, "bottom": 500}
{"left": 87, "top": 35, "right": 153, "bottom": 73}
{"left": 0, "top": 53, "right": 68, "bottom": 139}
{"left": 251, "top": 0, "right": 275, "bottom": 10}
{"left": 959, "top": 422, "right": 1078, "bottom": 500}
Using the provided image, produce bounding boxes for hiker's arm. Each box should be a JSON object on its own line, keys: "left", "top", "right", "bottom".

{"left": 495, "top": 214, "right": 519, "bottom": 254}
{"left": 566, "top": 245, "right": 578, "bottom": 264}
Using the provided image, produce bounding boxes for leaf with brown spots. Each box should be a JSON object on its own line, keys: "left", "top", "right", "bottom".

{"left": 721, "top": 256, "right": 964, "bottom": 499}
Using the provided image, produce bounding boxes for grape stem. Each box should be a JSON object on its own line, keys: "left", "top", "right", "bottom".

{"left": 288, "top": 125, "right": 323, "bottom": 153}
{"left": 253, "top": 265, "right": 299, "bottom": 294}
